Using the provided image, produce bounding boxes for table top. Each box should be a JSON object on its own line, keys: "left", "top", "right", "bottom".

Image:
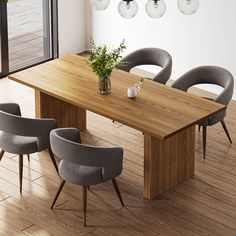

{"left": 9, "top": 54, "right": 225, "bottom": 140}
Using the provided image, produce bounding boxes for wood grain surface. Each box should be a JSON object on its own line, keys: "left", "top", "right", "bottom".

{"left": 144, "top": 125, "right": 195, "bottom": 199}
{"left": 9, "top": 54, "right": 224, "bottom": 140}
{"left": 35, "top": 90, "right": 87, "bottom": 131}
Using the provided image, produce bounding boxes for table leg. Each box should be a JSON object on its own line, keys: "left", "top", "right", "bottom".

{"left": 35, "top": 90, "right": 86, "bottom": 131}
{"left": 144, "top": 125, "right": 195, "bottom": 199}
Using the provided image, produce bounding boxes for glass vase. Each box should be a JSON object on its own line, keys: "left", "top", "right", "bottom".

{"left": 98, "top": 76, "right": 111, "bottom": 94}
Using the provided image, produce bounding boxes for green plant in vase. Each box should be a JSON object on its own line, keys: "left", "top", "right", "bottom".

{"left": 88, "top": 40, "right": 126, "bottom": 94}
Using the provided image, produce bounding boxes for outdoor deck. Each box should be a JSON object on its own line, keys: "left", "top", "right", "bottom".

{"left": 8, "top": 0, "right": 47, "bottom": 71}
{"left": 9, "top": 30, "right": 46, "bottom": 71}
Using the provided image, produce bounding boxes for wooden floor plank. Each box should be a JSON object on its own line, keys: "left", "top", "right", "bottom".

{"left": 0, "top": 218, "right": 28, "bottom": 236}
{"left": 172, "top": 184, "right": 236, "bottom": 219}
{"left": 22, "top": 224, "right": 56, "bottom": 236}
{"left": 162, "top": 191, "right": 236, "bottom": 236}
{"left": 0, "top": 199, "right": 33, "bottom": 231}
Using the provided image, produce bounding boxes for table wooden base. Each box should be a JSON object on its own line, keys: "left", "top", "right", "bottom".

{"left": 35, "top": 90, "right": 195, "bottom": 200}
{"left": 35, "top": 90, "right": 86, "bottom": 131}
{"left": 144, "top": 126, "right": 195, "bottom": 199}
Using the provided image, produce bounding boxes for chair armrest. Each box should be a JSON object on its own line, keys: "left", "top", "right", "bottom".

{"left": 50, "top": 128, "right": 81, "bottom": 144}
{"left": 215, "top": 84, "right": 234, "bottom": 106}
{"left": 0, "top": 103, "right": 21, "bottom": 116}
{"left": 0, "top": 110, "right": 57, "bottom": 151}
{"left": 102, "top": 147, "right": 123, "bottom": 181}
{"left": 50, "top": 128, "right": 123, "bottom": 181}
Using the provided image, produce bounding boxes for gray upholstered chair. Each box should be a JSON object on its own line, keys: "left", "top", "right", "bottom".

{"left": 172, "top": 66, "right": 234, "bottom": 158}
{"left": 0, "top": 103, "right": 58, "bottom": 193}
{"left": 50, "top": 128, "right": 124, "bottom": 226}
{"left": 117, "top": 47, "right": 172, "bottom": 84}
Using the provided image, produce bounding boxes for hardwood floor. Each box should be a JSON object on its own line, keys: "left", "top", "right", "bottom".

{"left": 0, "top": 77, "right": 236, "bottom": 235}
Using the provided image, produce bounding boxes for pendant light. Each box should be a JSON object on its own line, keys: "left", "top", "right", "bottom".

{"left": 90, "top": 0, "right": 110, "bottom": 11}
{"left": 178, "top": 0, "right": 199, "bottom": 15}
{"left": 118, "top": 0, "right": 138, "bottom": 19}
{"left": 90, "top": 0, "right": 200, "bottom": 17}
{"left": 145, "top": 0, "right": 167, "bottom": 18}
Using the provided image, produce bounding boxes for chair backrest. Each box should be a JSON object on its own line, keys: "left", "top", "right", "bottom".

{"left": 117, "top": 48, "right": 172, "bottom": 84}
{"left": 0, "top": 103, "right": 57, "bottom": 151}
{"left": 50, "top": 128, "right": 123, "bottom": 181}
{"left": 172, "top": 66, "right": 234, "bottom": 106}
{"left": 0, "top": 103, "right": 21, "bottom": 116}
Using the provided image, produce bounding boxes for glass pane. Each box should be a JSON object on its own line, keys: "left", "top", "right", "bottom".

{"left": 8, "top": 0, "right": 51, "bottom": 71}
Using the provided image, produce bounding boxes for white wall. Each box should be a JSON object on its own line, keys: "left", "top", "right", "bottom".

{"left": 58, "top": 0, "right": 86, "bottom": 56}
{"left": 88, "top": 0, "right": 236, "bottom": 100}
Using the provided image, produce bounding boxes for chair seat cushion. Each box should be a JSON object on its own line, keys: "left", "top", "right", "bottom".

{"left": 59, "top": 160, "right": 103, "bottom": 186}
{"left": 0, "top": 132, "right": 38, "bottom": 154}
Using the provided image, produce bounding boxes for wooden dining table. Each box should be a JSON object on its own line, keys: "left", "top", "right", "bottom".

{"left": 9, "top": 54, "right": 225, "bottom": 200}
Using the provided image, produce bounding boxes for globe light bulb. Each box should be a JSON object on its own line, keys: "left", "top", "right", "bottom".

{"left": 118, "top": 0, "right": 138, "bottom": 19}
{"left": 90, "top": 0, "right": 110, "bottom": 10}
{"left": 178, "top": 0, "right": 199, "bottom": 15}
{"left": 145, "top": 0, "right": 167, "bottom": 18}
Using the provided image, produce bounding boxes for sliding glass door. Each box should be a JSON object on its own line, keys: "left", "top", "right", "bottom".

{"left": 0, "top": 0, "right": 58, "bottom": 77}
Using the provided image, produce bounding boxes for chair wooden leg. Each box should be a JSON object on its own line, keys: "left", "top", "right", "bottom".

{"left": 198, "top": 125, "right": 201, "bottom": 132}
{"left": 51, "top": 180, "right": 65, "bottom": 209}
{"left": 19, "top": 155, "right": 23, "bottom": 194}
{"left": 112, "top": 178, "right": 124, "bottom": 207}
{"left": 0, "top": 150, "right": 5, "bottom": 161}
{"left": 48, "top": 148, "right": 58, "bottom": 174}
{"left": 83, "top": 186, "right": 87, "bottom": 227}
{"left": 202, "top": 126, "right": 207, "bottom": 159}
{"left": 221, "top": 120, "right": 232, "bottom": 144}
{"left": 27, "top": 154, "right": 30, "bottom": 162}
